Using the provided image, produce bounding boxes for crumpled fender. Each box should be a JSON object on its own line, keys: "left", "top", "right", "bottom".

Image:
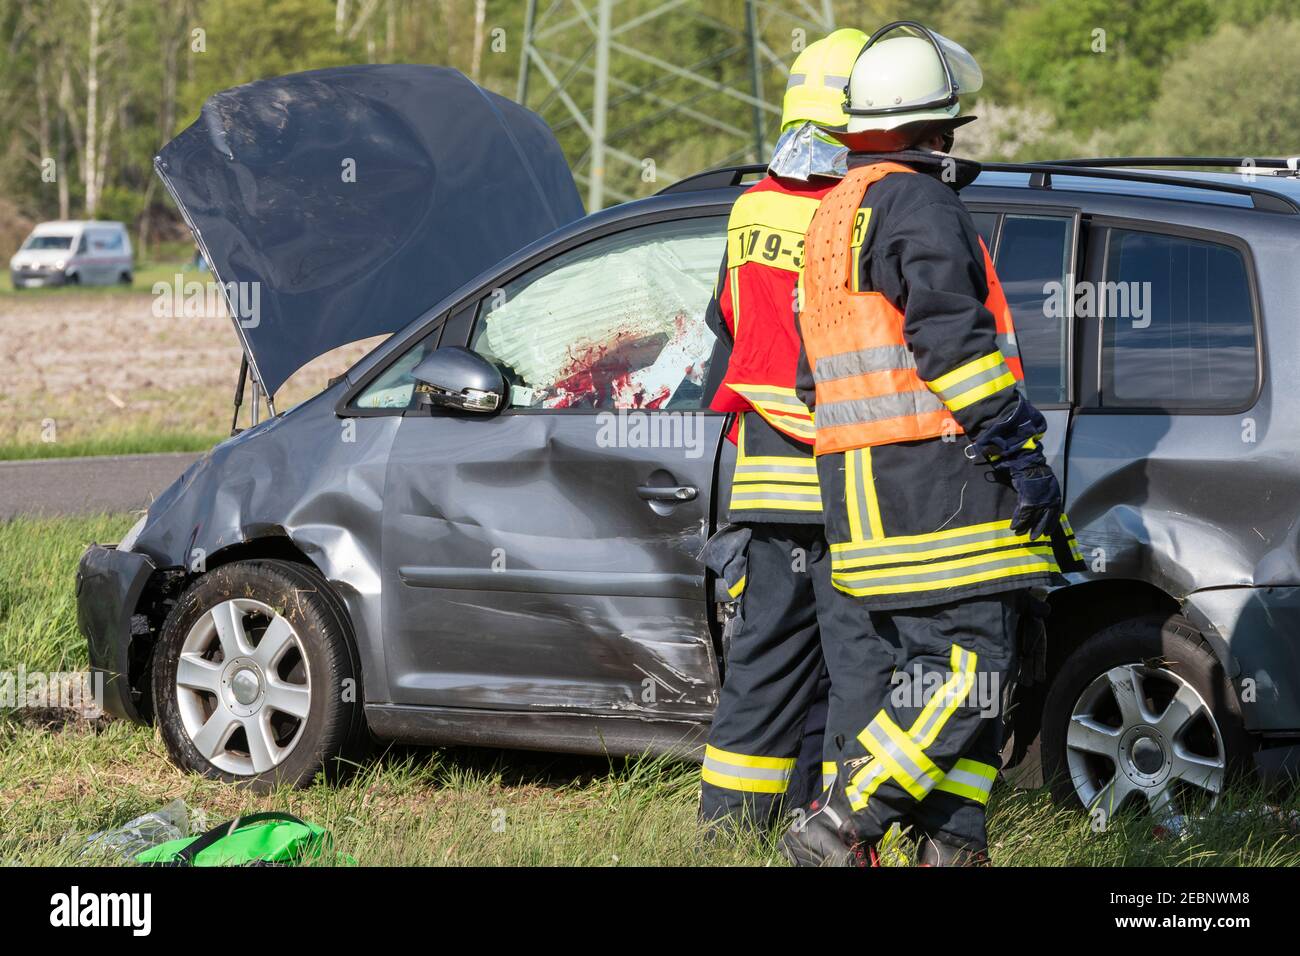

{"left": 132, "top": 385, "right": 400, "bottom": 702}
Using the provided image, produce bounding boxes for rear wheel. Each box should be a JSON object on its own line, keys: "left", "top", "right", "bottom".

{"left": 1041, "top": 614, "right": 1251, "bottom": 822}
{"left": 152, "top": 559, "right": 367, "bottom": 791}
{"left": 118, "top": 271, "right": 133, "bottom": 286}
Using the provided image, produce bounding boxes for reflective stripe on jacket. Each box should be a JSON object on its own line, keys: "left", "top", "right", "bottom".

{"left": 792, "top": 154, "right": 1075, "bottom": 608}
{"left": 726, "top": 412, "right": 823, "bottom": 524}
{"left": 799, "top": 162, "right": 1024, "bottom": 455}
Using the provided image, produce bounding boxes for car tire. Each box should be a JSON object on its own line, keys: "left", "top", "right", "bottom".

{"left": 1040, "top": 613, "right": 1252, "bottom": 820}
{"left": 119, "top": 271, "right": 132, "bottom": 286}
{"left": 152, "top": 559, "right": 368, "bottom": 791}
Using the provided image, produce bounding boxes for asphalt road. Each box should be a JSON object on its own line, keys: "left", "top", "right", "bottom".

{"left": 0, "top": 451, "right": 203, "bottom": 519}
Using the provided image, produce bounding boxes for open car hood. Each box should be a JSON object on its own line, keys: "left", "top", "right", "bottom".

{"left": 155, "top": 65, "right": 584, "bottom": 397}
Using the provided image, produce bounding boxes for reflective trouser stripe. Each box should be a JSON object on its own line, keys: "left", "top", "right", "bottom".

{"left": 701, "top": 745, "right": 795, "bottom": 794}
{"left": 847, "top": 759, "right": 888, "bottom": 810}
{"left": 851, "top": 645, "right": 979, "bottom": 804}
{"left": 928, "top": 352, "right": 1017, "bottom": 412}
{"left": 858, "top": 713, "right": 944, "bottom": 800}
{"left": 812, "top": 344, "right": 916, "bottom": 383}
{"left": 832, "top": 519, "right": 1031, "bottom": 568}
{"left": 727, "top": 575, "right": 746, "bottom": 598}
{"left": 822, "top": 762, "right": 837, "bottom": 791}
{"left": 832, "top": 546, "right": 1055, "bottom": 597}
{"left": 911, "top": 645, "right": 977, "bottom": 749}
{"left": 933, "top": 759, "right": 998, "bottom": 805}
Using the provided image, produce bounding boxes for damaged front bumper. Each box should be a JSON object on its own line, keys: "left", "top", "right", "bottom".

{"left": 76, "top": 544, "right": 157, "bottom": 723}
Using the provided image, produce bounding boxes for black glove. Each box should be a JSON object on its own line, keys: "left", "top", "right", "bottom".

{"left": 970, "top": 394, "right": 1047, "bottom": 463}
{"left": 967, "top": 393, "right": 1061, "bottom": 539}
{"left": 1002, "top": 453, "right": 1063, "bottom": 541}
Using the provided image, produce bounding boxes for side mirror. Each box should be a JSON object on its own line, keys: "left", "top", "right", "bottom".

{"left": 411, "top": 347, "right": 506, "bottom": 414}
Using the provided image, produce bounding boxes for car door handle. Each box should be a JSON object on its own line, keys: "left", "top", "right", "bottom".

{"left": 636, "top": 484, "right": 697, "bottom": 502}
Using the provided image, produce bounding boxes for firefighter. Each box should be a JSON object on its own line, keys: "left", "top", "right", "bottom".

{"left": 778, "top": 21, "right": 1084, "bottom": 865}
{"left": 697, "top": 27, "right": 871, "bottom": 830}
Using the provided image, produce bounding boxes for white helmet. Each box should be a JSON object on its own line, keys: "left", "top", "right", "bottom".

{"left": 842, "top": 21, "right": 982, "bottom": 137}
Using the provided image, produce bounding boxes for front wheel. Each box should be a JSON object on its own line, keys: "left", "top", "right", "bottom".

{"left": 152, "top": 559, "right": 367, "bottom": 791}
{"left": 1041, "top": 614, "right": 1252, "bottom": 821}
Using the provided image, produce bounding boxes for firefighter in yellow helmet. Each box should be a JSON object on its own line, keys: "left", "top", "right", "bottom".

{"left": 777, "top": 21, "right": 1084, "bottom": 866}
{"left": 697, "top": 28, "right": 874, "bottom": 831}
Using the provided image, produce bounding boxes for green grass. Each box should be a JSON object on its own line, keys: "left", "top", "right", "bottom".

{"left": 0, "top": 431, "right": 223, "bottom": 462}
{"left": 2, "top": 512, "right": 1299, "bottom": 866}
{"left": 0, "top": 514, "right": 136, "bottom": 674}
{"left": 3, "top": 717, "right": 1299, "bottom": 866}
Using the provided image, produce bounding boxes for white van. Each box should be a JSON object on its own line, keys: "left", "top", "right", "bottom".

{"left": 8, "top": 220, "right": 133, "bottom": 288}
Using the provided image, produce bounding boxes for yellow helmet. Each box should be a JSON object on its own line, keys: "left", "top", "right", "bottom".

{"left": 781, "top": 28, "right": 869, "bottom": 132}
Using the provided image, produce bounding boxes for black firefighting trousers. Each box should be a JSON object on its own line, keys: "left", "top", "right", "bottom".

{"left": 699, "top": 526, "right": 1020, "bottom": 848}
{"left": 833, "top": 593, "right": 1021, "bottom": 851}
{"left": 699, "top": 524, "right": 875, "bottom": 828}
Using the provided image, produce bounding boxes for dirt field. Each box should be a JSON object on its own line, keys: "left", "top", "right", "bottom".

{"left": 0, "top": 288, "right": 381, "bottom": 454}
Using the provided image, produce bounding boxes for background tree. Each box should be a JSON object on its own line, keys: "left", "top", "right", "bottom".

{"left": 1, "top": 0, "right": 1298, "bottom": 261}
{"left": 1147, "top": 17, "right": 1300, "bottom": 157}
{"left": 984, "top": 0, "right": 1216, "bottom": 133}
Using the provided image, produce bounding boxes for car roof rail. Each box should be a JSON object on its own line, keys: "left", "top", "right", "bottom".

{"left": 655, "top": 158, "right": 1300, "bottom": 213}
{"left": 656, "top": 163, "right": 768, "bottom": 195}
{"left": 979, "top": 161, "right": 1300, "bottom": 215}
{"left": 1047, "top": 156, "right": 1300, "bottom": 177}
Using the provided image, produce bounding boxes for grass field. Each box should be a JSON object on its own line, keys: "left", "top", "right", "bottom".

{"left": 3, "top": 513, "right": 1300, "bottom": 866}
{"left": 0, "top": 431, "right": 225, "bottom": 461}
{"left": 0, "top": 273, "right": 379, "bottom": 461}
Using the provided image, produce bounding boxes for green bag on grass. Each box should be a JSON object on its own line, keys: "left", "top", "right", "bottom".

{"left": 135, "top": 812, "right": 353, "bottom": 867}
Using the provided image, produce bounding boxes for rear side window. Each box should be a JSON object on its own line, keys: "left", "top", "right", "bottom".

{"left": 1100, "top": 229, "right": 1257, "bottom": 410}
{"left": 993, "top": 214, "right": 1073, "bottom": 405}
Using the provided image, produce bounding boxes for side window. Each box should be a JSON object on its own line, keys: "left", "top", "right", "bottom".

{"left": 1100, "top": 229, "right": 1257, "bottom": 410}
{"left": 353, "top": 333, "right": 437, "bottom": 409}
{"left": 970, "top": 211, "right": 998, "bottom": 250}
{"left": 994, "top": 214, "right": 1073, "bottom": 405}
{"left": 469, "top": 217, "right": 725, "bottom": 410}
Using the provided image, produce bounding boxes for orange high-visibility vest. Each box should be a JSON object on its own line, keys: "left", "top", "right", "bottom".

{"left": 799, "top": 162, "right": 1023, "bottom": 455}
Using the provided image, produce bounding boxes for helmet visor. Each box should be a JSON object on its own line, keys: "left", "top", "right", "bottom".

{"left": 933, "top": 32, "right": 982, "bottom": 94}
{"left": 846, "top": 21, "right": 983, "bottom": 117}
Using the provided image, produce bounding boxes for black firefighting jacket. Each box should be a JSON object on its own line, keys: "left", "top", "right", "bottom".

{"left": 796, "top": 150, "right": 1081, "bottom": 609}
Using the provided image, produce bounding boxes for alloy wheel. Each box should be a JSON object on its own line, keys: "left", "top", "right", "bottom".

{"left": 175, "top": 598, "right": 312, "bottom": 775}
{"left": 1066, "top": 663, "right": 1225, "bottom": 821}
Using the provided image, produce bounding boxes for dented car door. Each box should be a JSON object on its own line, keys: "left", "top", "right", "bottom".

{"left": 378, "top": 215, "right": 730, "bottom": 719}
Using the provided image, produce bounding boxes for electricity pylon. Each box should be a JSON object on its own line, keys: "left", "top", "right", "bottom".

{"left": 518, "top": 0, "right": 837, "bottom": 209}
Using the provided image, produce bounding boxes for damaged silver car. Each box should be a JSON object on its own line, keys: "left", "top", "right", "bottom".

{"left": 77, "top": 64, "right": 1300, "bottom": 816}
